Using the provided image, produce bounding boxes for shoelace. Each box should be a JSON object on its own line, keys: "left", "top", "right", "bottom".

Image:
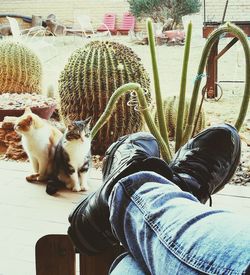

{"left": 173, "top": 171, "right": 213, "bottom": 206}
{"left": 173, "top": 149, "right": 221, "bottom": 206}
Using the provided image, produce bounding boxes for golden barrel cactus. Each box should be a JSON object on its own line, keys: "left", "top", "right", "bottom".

{"left": 0, "top": 41, "right": 42, "bottom": 94}
{"left": 155, "top": 96, "right": 206, "bottom": 139}
{"left": 58, "top": 40, "right": 151, "bottom": 155}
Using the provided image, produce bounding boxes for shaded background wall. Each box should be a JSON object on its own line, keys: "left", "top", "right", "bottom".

{"left": 0, "top": 0, "right": 145, "bottom": 31}
{"left": 203, "top": 0, "right": 250, "bottom": 22}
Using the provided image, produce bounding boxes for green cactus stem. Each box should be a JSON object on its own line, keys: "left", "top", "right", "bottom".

{"left": 154, "top": 96, "right": 206, "bottom": 140}
{"left": 0, "top": 41, "right": 42, "bottom": 94}
{"left": 147, "top": 18, "right": 172, "bottom": 158}
{"left": 175, "top": 21, "right": 192, "bottom": 151}
{"left": 91, "top": 83, "right": 172, "bottom": 163}
{"left": 182, "top": 22, "right": 250, "bottom": 144}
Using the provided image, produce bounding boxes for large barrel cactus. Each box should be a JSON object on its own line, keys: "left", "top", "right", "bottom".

{"left": 0, "top": 41, "right": 42, "bottom": 94}
{"left": 58, "top": 40, "right": 151, "bottom": 155}
{"left": 155, "top": 96, "right": 206, "bottom": 139}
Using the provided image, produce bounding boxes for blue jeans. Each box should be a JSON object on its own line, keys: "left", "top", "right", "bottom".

{"left": 108, "top": 172, "right": 250, "bottom": 275}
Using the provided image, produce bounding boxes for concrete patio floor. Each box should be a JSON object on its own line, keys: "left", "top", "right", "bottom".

{"left": 0, "top": 159, "right": 249, "bottom": 275}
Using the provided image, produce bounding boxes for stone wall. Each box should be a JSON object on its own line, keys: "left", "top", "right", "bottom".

{"left": 0, "top": 117, "right": 27, "bottom": 160}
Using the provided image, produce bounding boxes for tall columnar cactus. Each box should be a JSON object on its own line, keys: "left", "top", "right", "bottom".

{"left": 154, "top": 96, "right": 206, "bottom": 139}
{"left": 0, "top": 41, "right": 42, "bottom": 94}
{"left": 58, "top": 40, "right": 151, "bottom": 155}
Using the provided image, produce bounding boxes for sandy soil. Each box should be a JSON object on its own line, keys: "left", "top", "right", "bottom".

{"left": 3, "top": 34, "right": 250, "bottom": 184}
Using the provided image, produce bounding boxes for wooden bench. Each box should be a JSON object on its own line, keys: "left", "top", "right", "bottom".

{"left": 35, "top": 234, "right": 124, "bottom": 275}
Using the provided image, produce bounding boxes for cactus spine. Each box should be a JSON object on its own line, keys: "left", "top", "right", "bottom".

{"left": 154, "top": 96, "right": 206, "bottom": 139}
{"left": 85, "top": 21, "right": 250, "bottom": 163}
{"left": 0, "top": 41, "right": 42, "bottom": 94}
{"left": 58, "top": 41, "right": 151, "bottom": 155}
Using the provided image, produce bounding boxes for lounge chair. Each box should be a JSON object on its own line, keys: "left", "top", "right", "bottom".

{"left": 67, "top": 15, "right": 108, "bottom": 38}
{"left": 76, "top": 15, "right": 95, "bottom": 37}
{"left": 7, "top": 16, "right": 47, "bottom": 40}
{"left": 116, "top": 12, "right": 135, "bottom": 35}
{"left": 97, "top": 13, "right": 116, "bottom": 35}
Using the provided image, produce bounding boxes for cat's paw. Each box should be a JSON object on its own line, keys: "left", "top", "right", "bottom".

{"left": 80, "top": 184, "right": 89, "bottom": 192}
{"left": 26, "top": 174, "right": 39, "bottom": 182}
{"left": 37, "top": 175, "right": 48, "bottom": 182}
{"left": 72, "top": 185, "right": 81, "bottom": 192}
{"left": 65, "top": 183, "right": 73, "bottom": 190}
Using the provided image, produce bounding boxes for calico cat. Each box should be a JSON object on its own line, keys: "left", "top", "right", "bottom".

{"left": 46, "top": 118, "right": 91, "bottom": 194}
{"left": 14, "top": 107, "right": 63, "bottom": 182}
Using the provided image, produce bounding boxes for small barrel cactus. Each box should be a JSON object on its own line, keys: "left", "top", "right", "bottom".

{"left": 58, "top": 40, "right": 151, "bottom": 155}
{"left": 155, "top": 96, "right": 206, "bottom": 139}
{"left": 0, "top": 41, "right": 42, "bottom": 94}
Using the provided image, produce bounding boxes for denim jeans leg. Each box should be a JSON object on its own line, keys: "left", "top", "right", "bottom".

{"left": 109, "top": 171, "right": 250, "bottom": 275}
{"left": 109, "top": 252, "right": 146, "bottom": 275}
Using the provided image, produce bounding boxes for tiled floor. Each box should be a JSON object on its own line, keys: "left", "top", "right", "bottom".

{"left": 0, "top": 160, "right": 249, "bottom": 275}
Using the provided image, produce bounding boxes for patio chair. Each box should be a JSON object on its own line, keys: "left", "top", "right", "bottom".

{"left": 76, "top": 15, "right": 96, "bottom": 37}
{"left": 66, "top": 15, "right": 99, "bottom": 38}
{"left": 6, "top": 16, "right": 47, "bottom": 40}
{"left": 36, "top": 234, "right": 124, "bottom": 275}
{"left": 116, "top": 12, "right": 135, "bottom": 35}
{"left": 97, "top": 13, "right": 117, "bottom": 35}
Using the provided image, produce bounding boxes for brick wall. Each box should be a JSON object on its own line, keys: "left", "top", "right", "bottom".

{"left": 204, "top": 0, "right": 250, "bottom": 22}
{"left": 0, "top": 0, "right": 145, "bottom": 32}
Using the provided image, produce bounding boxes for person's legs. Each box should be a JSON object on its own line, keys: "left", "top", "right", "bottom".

{"left": 109, "top": 252, "right": 146, "bottom": 275}
{"left": 68, "top": 124, "right": 247, "bottom": 274}
{"left": 109, "top": 171, "right": 250, "bottom": 274}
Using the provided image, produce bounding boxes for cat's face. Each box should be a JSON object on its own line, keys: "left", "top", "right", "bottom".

{"left": 14, "top": 108, "right": 41, "bottom": 134}
{"left": 65, "top": 118, "right": 91, "bottom": 141}
{"left": 14, "top": 114, "right": 33, "bottom": 134}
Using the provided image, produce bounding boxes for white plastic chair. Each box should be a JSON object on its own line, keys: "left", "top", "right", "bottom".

{"left": 6, "top": 16, "right": 47, "bottom": 41}
{"left": 67, "top": 15, "right": 110, "bottom": 38}
{"left": 76, "top": 15, "right": 95, "bottom": 37}
{"left": 6, "top": 16, "right": 58, "bottom": 64}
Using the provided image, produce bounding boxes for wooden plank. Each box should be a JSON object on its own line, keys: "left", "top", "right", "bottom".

{"left": 36, "top": 234, "right": 76, "bottom": 275}
{"left": 79, "top": 245, "right": 124, "bottom": 275}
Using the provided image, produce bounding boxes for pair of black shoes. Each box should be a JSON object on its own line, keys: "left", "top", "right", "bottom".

{"left": 68, "top": 124, "right": 241, "bottom": 255}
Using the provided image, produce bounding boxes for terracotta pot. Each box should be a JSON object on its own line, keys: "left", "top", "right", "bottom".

{"left": 164, "top": 30, "right": 185, "bottom": 42}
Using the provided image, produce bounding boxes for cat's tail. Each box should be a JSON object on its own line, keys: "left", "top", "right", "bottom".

{"left": 46, "top": 178, "right": 64, "bottom": 195}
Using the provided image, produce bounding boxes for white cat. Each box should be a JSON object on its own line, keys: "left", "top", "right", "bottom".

{"left": 14, "top": 107, "right": 63, "bottom": 182}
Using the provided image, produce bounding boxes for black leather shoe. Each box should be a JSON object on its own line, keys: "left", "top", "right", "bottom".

{"left": 68, "top": 132, "right": 173, "bottom": 255}
{"left": 170, "top": 124, "right": 241, "bottom": 205}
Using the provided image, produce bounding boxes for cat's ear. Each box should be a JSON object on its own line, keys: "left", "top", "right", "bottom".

{"left": 24, "top": 107, "right": 32, "bottom": 114}
{"left": 84, "top": 117, "right": 92, "bottom": 131}
{"left": 26, "top": 115, "right": 33, "bottom": 126}
{"left": 32, "top": 114, "right": 43, "bottom": 129}
{"left": 84, "top": 117, "right": 92, "bottom": 127}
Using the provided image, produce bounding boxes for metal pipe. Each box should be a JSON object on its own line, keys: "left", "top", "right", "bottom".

{"left": 222, "top": 0, "right": 229, "bottom": 23}
{"left": 203, "top": 0, "right": 206, "bottom": 24}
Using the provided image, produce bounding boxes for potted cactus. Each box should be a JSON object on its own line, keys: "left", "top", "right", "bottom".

{"left": 0, "top": 41, "right": 56, "bottom": 121}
